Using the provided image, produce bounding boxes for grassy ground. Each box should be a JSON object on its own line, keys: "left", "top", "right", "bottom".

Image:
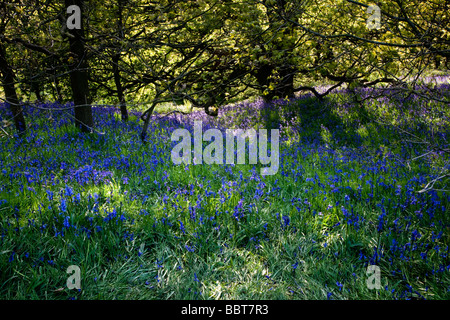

{"left": 0, "top": 81, "right": 449, "bottom": 300}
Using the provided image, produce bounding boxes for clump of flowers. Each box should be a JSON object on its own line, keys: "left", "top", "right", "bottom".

{"left": 65, "top": 164, "right": 113, "bottom": 186}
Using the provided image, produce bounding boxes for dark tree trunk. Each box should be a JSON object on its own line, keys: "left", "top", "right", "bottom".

{"left": 31, "top": 81, "right": 42, "bottom": 101}
{"left": 255, "top": 63, "right": 295, "bottom": 103}
{"left": 255, "top": 0, "right": 296, "bottom": 103}
{"left": 255, "top": 63, "right": 274, "bottom": 102}
{"left": 50, "top": 55, "right": 63, "bottom": 102}
{"left": 113, "top": 0, "right": 128, "bottom": 121}
{"left": 276, "top": 65, "right": 295, "bottom": 99}
{"left": 113, "top": 53, "right": 128, "bottom": 121}
{"left": 140, "top": 104, "right": 156, "bottom": 143}
{"left": 434, "top": 56, "right": 440, "bottom": 69}
{"left": 0, "top": 42, "right": 26, "bottom": 134}
{"left": 65, "top": 0, "right": 93, "bottom": 133}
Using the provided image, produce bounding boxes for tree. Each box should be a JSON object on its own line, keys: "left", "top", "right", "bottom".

{"left": 0, "top": 2, "right": 27, "bottom": 134}
{"left": 0, "top": 42, "right": 26, "bottom": 134}
{"left": 112, "top": 0, "right": 128, "bottom": 121}
{"left": 65, "top": 0, "right": 94, "bottom": 133}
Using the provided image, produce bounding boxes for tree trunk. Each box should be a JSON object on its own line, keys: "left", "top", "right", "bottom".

{"left": 434, "top": 56, "right": 440, "bottom": 69}
{"left": 255, "top": 63, "right": 295, "bottom": 102}
{"left": 140, "top": 104, "right": 156, "bottom": 142}
{"left": 276, "top": 65, "right": 295, "bottom": 99}
{"left": 255, "top": 0, "right": 296, "bottom": 103}
{"left": 31, "top": 81, "right": 42, "bottom": 101}
{"left": 113, "top": 0, "right": 128, "bottom": 122}
{"left": 255, "top": 63, "right": 274, "bottom": 102}
{"left": 113, "top": 54, "right": 128, "bottom": 122}
{"left": 65, "top": 0, "right": 93, "bottom": 133}
{"left": 0, "top": 42, "right": 26, "bottom": 134}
